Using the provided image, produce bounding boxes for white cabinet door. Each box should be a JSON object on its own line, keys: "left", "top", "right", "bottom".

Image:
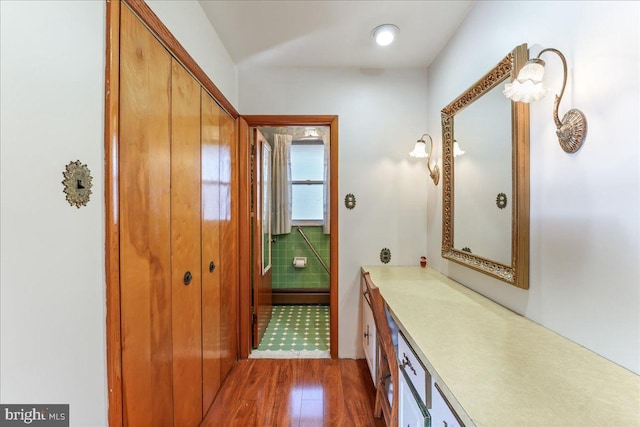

{"left": 399, "top": 365, "right": 430, "bottom": 427}
{"left": 430, "top": 383, "right": 463, "bottom": 427}
{"left": 398, "top": 332, "right": 429, "bottom": 405}
{"left": 361, "top": 279, "right": 377, "bottom": 385}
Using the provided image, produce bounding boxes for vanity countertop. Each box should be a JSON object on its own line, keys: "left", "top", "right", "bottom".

{"left": 361, "top": 265, "right": 640, "bottom": 427}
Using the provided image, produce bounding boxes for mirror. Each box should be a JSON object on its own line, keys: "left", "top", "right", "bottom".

{"left": 441, "top": 44, "right": 530, "bottom": 289}
{"left": 453, "top": 73, "right": 512, "bottom": 265}
{"left": 262, "top": 141, "right": 272, "bottom": 274}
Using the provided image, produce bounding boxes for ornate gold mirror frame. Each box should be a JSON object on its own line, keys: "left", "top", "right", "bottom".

{"left": 441, "top": 44, "right": 530, "bottom": 289}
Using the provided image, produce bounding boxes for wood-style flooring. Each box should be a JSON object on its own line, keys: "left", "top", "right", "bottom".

{"left": 201, "top": 359, "right": 386, "bottom": 427}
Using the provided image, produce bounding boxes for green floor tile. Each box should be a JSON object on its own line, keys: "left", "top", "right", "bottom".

{"left": 257, "top": 305, "right": 330, "bottom": 352}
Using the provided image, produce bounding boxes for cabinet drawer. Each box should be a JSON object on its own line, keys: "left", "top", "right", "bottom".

{"left": 400, "top": 364, "right": 431, "bottom": 427}
{"left": 431, "top": 382, "right": 464, "bottom": 427}
{"left": 398, "top": 332, "right": 430, "bottom": 406}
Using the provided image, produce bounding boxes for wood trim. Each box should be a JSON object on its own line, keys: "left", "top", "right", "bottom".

{"left": 512, "top": 46, "right": 531, "bottom": 290}
{"left": 105, "top": 1, "right": 122, "bottom": 426}
{"left": 329, "top": 116, "right": 339, "bottom": 359}
{"left": 239, "top": 116, "right": 339, "bottom": 359}
{"left": 233, "top": 118, "right": 245, "bottom": 360}
{"left": 122, "top": 0, "right": 238, "bottom": 119}
{"left": 241, "top": 115, "right": 338, "bottom": 127}
{"left": 272, "top": 289, "right": 330, "bottom": 305}
{"left": 272, "top": 295, "right": 330, "bottom": 305}
{"left": 237, "top": 117, "right": 252, "bottom": 359}
{"left": 272, "top": 288, "right": 330, "bottom": 293}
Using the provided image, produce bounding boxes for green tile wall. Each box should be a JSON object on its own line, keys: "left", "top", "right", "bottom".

{"left": 271, "top": 226, "right": 330, "bottom": 289}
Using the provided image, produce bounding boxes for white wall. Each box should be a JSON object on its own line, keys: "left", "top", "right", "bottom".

{"left": 147, "top": 0, "right": 238, "bottom": 109}
{"left": 0, "top": 1, "right": 238, "bottom": 425}
{"left": 426, "top": 1, "right": 640, "bottom": 373}
{"left": 239, "top": 67, "right": 430, "bottom": 358}
{"left": 0, "top": 1, "right": 107, "bottom": 425}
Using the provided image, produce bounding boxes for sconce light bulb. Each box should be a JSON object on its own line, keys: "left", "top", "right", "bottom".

{"left": 518, "top": 59, "right": 546, "bottom": 82}
{"left": 503, "top": 58, "right": 548, "bottom": 103}
{"left": 409, "top": 140, "right": 428, "bottom": 158}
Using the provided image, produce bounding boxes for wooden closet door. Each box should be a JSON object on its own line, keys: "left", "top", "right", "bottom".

{"left": 201, "top": 91, "right": 221, "bottom": 413}
{"left": 220, "top": 112, "right": 238, "bottom": 378}
{"left": 119, "top": 5, "right": 173, "bottom": 426}
{"left": 170, "top": 59, "right": 203, "bottom": 427}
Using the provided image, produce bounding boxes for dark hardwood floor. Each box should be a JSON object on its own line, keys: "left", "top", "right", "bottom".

{"left": 201, "top": 358, "right": 386, "bottom": 427}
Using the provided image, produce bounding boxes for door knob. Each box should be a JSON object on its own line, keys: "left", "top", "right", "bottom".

{"left": 209, "top": 261, "right": 216, "bottom": 273}
{"left": 183, "top": 271, "right": 192, "bottom": 286}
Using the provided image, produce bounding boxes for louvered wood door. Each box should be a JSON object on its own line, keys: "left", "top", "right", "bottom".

{"left": 201, "top": 91, "right": 222, "bottom": 413}
{"left": 170, "top": 59, "right": 203, "bottom": 427}
{"left": 119, "top": 5, "right": 173, "bottom": 426}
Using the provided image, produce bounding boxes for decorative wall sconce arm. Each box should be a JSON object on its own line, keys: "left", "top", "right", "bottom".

{"left": 503, "top": 47, "right": 587, "bottom": 153}
{"left": 409, "top": 133, "right": 439, "bottom": 185}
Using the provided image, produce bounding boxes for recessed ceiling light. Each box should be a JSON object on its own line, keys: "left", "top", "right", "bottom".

{"left": 372, "top": 24, "right": 399, "bottom": 47}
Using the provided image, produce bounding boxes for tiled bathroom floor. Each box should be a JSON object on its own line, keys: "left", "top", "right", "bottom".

{"left": 251, "top": 305, "right": 330, "bottom": 359}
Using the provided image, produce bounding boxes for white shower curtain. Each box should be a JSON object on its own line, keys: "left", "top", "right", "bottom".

{"left": 272, "top": 134, "right": 292, "bottom": 235}
{"left": 322, "top": 134, "right": 330, "bottom": 235}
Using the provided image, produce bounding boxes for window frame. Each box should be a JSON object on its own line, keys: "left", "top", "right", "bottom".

{"left": 290, "top": 139, "right": 325, "bottom": 226}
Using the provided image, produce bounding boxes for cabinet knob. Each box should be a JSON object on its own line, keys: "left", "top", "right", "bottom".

{"left": 183, "top": 271, "right": 192, "bottom": 286}
{"left": 209, "top": 261, "right": 216, "bottom": 273}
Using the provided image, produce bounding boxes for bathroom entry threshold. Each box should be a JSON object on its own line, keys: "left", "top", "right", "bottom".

{"left": 251, "top": 305, "right": 330, "bottom": 359}
{"left": 239, "top": 115, "right": 338, "bottom": 359}
{"left": 249, "top": 349, "right": 330, "bottom": 359}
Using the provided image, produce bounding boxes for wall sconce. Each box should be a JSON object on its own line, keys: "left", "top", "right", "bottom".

{"left": 453, "top": 140, "right": 465, "bottom": 157}
{"left": 409, "top": 133, "right": 439, "bottom": 185}
{"left": 503, "top": 47, "right": 587, "bottom": 153}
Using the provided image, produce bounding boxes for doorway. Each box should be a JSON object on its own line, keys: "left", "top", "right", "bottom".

{"left": 238, "top": 116, "right": 338, "bottom": 359}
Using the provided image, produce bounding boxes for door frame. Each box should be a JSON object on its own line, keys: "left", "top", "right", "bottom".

{"left": 105, "top": 1, "right": 239, "bottom": 426}
{"left": 238, "top": 115, "right": 339, "bottom": 359}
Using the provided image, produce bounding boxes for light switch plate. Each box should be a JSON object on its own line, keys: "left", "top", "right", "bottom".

{"left": 62, "top": 160, "right": 93, "bottom": 208}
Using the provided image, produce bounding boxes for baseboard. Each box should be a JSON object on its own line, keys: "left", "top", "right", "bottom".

{"left": 272, "top": 288, "right": 330, "bottom": 305}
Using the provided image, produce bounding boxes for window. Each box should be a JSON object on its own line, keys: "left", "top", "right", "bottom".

{"left": 291, "top": 141, "right": 325, "bottom": 224}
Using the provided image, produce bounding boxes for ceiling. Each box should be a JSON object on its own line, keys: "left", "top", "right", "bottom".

{"left": 198, "top": 1, "right": 475, "bottom": 69}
